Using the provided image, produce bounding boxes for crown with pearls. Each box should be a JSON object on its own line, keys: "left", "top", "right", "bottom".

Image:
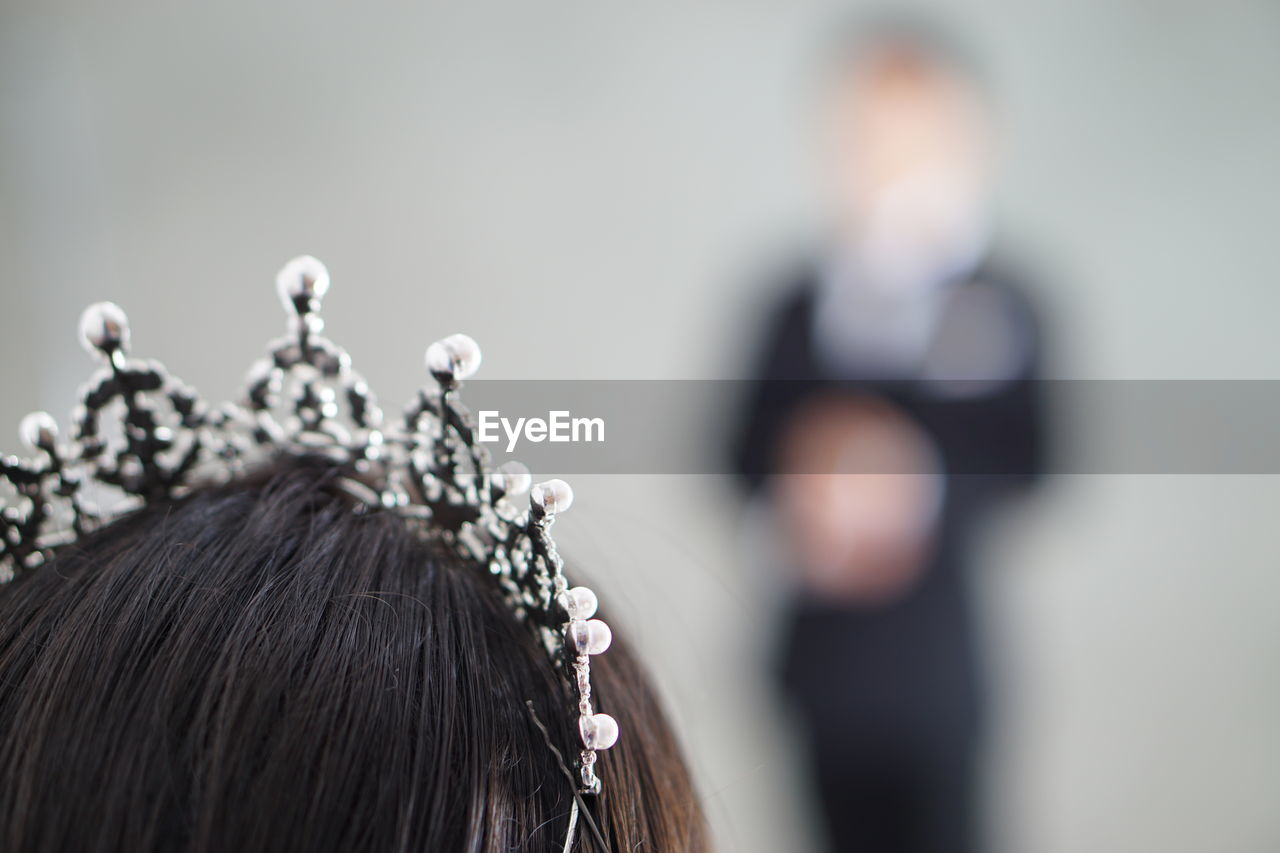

{"left": 0, "top": 256, "right": 618, "bottom": 794}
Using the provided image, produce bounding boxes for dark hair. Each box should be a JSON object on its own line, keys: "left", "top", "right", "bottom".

{"left": 821, "top": 14, "right": 989, "bottom": 95}
{"left": 0, "top": 460, "right": 705, "bottom": 852}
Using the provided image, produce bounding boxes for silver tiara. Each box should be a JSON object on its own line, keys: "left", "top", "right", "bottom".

{"left": 0, "top": 256, "right": 619, "bottom": 795}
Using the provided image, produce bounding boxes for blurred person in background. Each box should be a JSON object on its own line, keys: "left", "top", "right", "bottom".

{"left": 731, "top": 23, "right": 1046, "bottom": 853}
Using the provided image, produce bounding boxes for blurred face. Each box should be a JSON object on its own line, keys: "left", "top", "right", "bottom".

{"left": 825, "top": 49, "right": 992, "bottom": 257}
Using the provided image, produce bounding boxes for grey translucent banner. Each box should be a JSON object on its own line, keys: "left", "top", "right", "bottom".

{"left": 451, "top": 380, "right": 1280, "bottom": 475}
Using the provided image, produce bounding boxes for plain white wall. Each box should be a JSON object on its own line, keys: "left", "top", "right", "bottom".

{"left": 2, "top": 2, "right": 1279, "bottom": 850}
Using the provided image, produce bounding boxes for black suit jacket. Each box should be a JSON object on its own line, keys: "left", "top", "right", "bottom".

{"left": 732, "top": 256, "right": 1046, "bottom": 732}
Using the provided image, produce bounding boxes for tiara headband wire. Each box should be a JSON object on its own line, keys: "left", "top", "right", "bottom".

{"left": 0, "top": 256, "right": 620, "bottom": 800}
{"left": 526, "top": 700, "right": 610, "bottom": 852}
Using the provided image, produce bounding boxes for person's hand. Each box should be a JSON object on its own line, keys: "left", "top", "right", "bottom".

{"left": 774, "top": 394, "right": 943, "bottom": 604}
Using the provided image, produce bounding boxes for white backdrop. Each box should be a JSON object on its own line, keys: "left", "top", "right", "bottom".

{"left": 2, "top": 2, "right": 1279, "bottom": 850}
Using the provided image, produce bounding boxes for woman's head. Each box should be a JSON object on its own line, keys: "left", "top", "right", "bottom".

{"left": 0, "top": 460, "right": 705, "bottom": 851}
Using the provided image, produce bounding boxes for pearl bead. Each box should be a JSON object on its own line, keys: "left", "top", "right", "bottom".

{"left": 275, "top": 255, "right": 330, "bottom": 314}
{"left": 531, "top": 478, "right": 573, "bottom": 514}
{"left": 579, "top": 713, "right": 619, "bottom": 750}
{"left": 570, "top": 618, "right": 611, "bottom": 656}
{"left": 495, "top": 461, "right": 531, "bottom": 496}
{"left": 561, "top": 586, "right": 598, "bottom": 620}
{"left": 425, "top": 333, "right": 482, "bottom": 381}
{"left": 78, "top": 302, "right": 131, "bottom": 359}
{"left": 19, "top": 412, "right": 58, "bottom": 452}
